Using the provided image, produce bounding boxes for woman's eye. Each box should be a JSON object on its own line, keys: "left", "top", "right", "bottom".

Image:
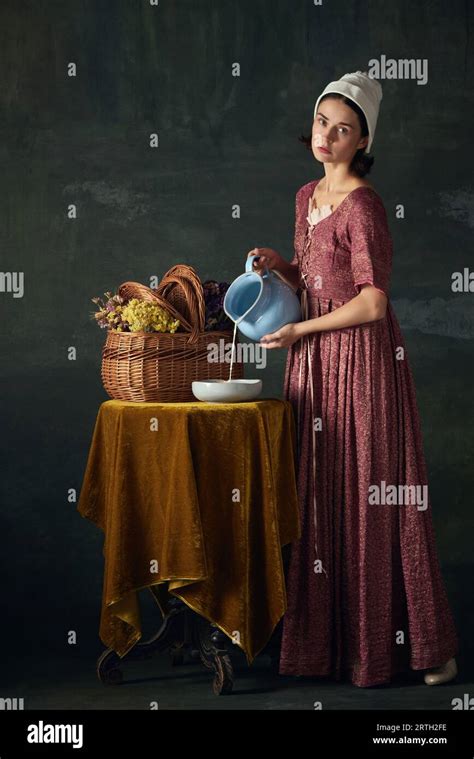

{"left": 317, "top": 118, "right": 347, "bottom": 134}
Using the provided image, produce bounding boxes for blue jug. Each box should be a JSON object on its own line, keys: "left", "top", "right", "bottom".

{"left": 223, "top": 255, "right": 302, "bottom": 341}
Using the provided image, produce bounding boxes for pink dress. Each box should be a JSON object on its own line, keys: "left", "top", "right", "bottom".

{"left": 279, "top": 178, "right": 459, "bottom": 688}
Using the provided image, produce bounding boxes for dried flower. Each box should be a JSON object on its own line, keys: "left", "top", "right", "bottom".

{"left": 90, "top": 292, "right": 128, "bottom": 330}
{"left": 91, "top": 277, "right": 233, "bottom": 335}
{"left": 202, "top": 279, "right": 233, "bottom": 332}
{"left": 120, "top": 299, "right": 180, "bottom": 333}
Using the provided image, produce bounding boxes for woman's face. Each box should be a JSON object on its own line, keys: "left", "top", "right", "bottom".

{"left": 312, "top": 97, "right": 368, "bottom": 165}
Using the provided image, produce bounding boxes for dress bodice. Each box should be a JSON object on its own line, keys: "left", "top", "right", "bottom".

{"left": 293, "top": 179, "right": 392, "bottom": 305}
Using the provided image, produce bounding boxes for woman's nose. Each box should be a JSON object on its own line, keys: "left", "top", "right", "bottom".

{"left": 315, "top": 132, "right": 332, "bottom": 148}
{"left": 322, "top": 126, "right": 334, "bottom": 141}
{"left": 314, "top": 128, "right": 332, "bottom": 145}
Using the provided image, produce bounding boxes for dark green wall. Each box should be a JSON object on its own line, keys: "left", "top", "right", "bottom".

{"left": 1, "top": 0, "right": 472, "bottom": 672}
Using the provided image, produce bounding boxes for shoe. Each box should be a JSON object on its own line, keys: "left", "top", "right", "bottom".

{"left": 424, "top": 657, "right": 458, "bottom": 685}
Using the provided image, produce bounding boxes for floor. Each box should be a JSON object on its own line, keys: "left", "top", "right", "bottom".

{"left": 6, "top": 649, "right": 471, "bottom": 711}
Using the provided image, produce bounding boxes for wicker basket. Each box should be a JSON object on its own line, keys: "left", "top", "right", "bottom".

{"left": 101, "top": 265, "right": 244, "bottom": 402}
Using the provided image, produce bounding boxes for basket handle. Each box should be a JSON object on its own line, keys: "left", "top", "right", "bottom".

{"left": 155, "top": 265, "right": 205, "bottom": 342}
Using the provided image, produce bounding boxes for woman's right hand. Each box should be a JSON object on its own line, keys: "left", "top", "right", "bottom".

{"left": 246, "top": 247, "right": 284, "bottom": 272}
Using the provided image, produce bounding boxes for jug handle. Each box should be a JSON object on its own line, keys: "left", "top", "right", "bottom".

{"left": 246, "top": 254, "right": 270, "bottom": 278}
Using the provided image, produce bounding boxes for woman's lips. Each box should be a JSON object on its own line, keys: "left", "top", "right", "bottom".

{"left": 317, "top": 146, "right": 331, "bottom": 154}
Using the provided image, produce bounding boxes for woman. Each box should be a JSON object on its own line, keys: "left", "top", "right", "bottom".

{"left": 248, "top": 71, "right": 459, "bottom": 688}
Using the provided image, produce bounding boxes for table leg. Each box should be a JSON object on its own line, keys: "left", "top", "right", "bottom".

{"left": 190, "top": 613, "right": 234, "bottom": 695}
{"left": 96, "top": 590, "right": 235, "bottom": 695}
{"left": 96, "top": 595, "right": 186, "bottom": 685}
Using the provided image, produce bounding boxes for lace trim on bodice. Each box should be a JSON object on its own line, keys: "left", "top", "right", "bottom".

{"left": 306, "top": 195, "right": 333, "bottom": 228}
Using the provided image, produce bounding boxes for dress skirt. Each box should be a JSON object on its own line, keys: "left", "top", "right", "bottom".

{"left": 278, "top": 180, "right": 459, "bottom": 687}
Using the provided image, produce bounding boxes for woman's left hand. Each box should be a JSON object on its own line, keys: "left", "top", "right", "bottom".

{"left": 259, "top": 322, "right": 302, "bottom": 349}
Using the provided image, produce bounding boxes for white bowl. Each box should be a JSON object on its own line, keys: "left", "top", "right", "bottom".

{"left": 192, "top": 379, "right": 262, "bottom": 403}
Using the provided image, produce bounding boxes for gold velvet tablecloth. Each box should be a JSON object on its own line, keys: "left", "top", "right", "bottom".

{"left": 77, "top": 399, "right": 301, "bottom": 665}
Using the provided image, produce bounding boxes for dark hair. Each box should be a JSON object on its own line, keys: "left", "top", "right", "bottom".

{"left": 299, "top": 93, "right": 374, "bottom": 178}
